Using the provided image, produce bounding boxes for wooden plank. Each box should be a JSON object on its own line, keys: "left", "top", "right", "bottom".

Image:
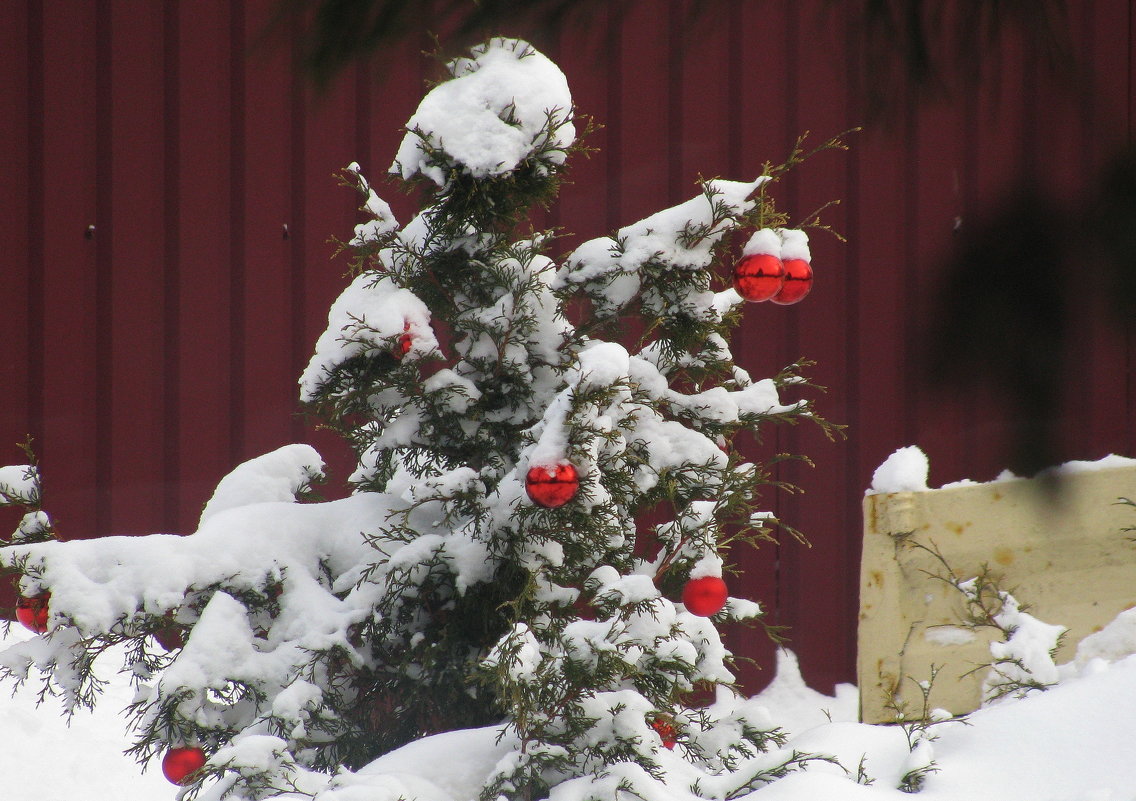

{"left": 106, "top": 2, "right": 167, "bottom": 534}
{"left": 38, "top": 3, "right": 99, "bottom": 540}
{"left": 859, "top": 462, "right": 1136, "bottom": 722}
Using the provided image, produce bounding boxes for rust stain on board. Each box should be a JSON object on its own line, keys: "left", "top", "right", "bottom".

{"left": 993, "top": 547, "right": 1014, "bottom": 567}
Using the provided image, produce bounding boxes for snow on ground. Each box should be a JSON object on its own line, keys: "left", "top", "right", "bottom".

{"left": 0, "top": 626, "right": 172, "bottom": 800}
{"left": 5, "top": 619, "right": 1136, "bottom": 800}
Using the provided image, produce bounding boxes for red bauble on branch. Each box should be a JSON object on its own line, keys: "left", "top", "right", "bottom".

{"left": 525, "top": 462, "right": 579, "bottom": 509}
{"left": 772, "top": 228, "right": 813, "bottom": 305}
{"left": 650, "top": 717, "right": 677, "bottom": 749}
{"left": 682, "top": 576, "right": 728, "bottom": 617}
{"left": 771, "top": 258, "right": 813, "bottom": 305}
{"left": 733, "top": 228, "right": 785, "bottom": 302}
{"left": 732, "top": 253, "right": 785, "bottom": 302}
{"left": 15, "top": 592, "right": 50, "bottom": 633}
{"left": 395, "top": 321, "right": 413, "bottom": 358}
{"left": 162, "top": 746, "right": 207, "bottom": 786}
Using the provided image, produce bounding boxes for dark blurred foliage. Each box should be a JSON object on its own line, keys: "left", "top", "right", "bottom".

{"left": 927, "top": 144, "right": 1136, "bottom": 479}
{"left": 1088, "top": 148, "right": 1136, "bottom": 329}
{"left": 271, "top": 0, "right": 1134, "bottom": 477}
{"left": 848, "top": 0, "right": 1073, "bottom": 122}
{"left": 272, "top": 0, "right": 1074, "bottom": 103}
{"left": 267, "top": 0, "right": 616, "bottom": 88}
{"left": 926, "top": 183, "right": 1068, "bottom": 476}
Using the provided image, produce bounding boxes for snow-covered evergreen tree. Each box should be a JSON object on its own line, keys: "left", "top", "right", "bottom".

{"left": 1, "top": 38, "right": 843, "bottom": 801}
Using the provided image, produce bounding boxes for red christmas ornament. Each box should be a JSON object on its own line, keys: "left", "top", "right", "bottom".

{"left": 770, "top": 258, "right": 813, "bottom": 305}
{"left": 15, "top": 592, "right": 49, "bottom": 634}
{"left": 682, "top": 576, "right": 728, "bottom": 617}
{"left": 732, "top": 253, "right": 785, "bottom": 302}
{"left": 395, "top": 321, "right": 413, "bottom": 358}
{"left": 525, "top": 462, "right": 579, "bottom": 509}
{"left": 650, "top": 717, "right": 677, "bottom": 749}
{"left": 162, "top": 746, "right": 207, "bottom": 786}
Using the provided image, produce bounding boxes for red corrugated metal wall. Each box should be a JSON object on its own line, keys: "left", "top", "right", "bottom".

{"left": 2, "top": 0, "right": 1134, "bottom": 694}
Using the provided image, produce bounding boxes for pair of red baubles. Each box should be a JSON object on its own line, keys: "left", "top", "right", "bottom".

{"left": 732, "top": 253, "right": 813, "bottom": 304}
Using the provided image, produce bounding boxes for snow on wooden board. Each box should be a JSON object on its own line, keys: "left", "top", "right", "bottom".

{"left": 860, "top": 448, "right": 1136, "bottom": 722}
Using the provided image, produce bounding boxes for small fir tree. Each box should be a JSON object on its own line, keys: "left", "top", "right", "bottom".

{"left": 1, "top": 38, "right": 844, "bottom": 801}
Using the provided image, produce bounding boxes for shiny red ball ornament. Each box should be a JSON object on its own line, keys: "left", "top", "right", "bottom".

{"left": 162, "top": 746, "right": 207, "bottom": 786}
{"left": 770, "top": 258, "right": 814, "bottom": 305}
{"left": 682, "top": 576, "right": 728, "bottom": 617}
{"left": 732, "top": 253, "right": 785, "bottom": 302}
{"left": 651, "top": 718, "right": 677, "bottom": 750}
{"left": 15, "top": 592, "right": 50, "bottom": 633}
{"left": 525, "top": 462, "right": 579, "bottom": 509}
{"left": 395, "top": 321, "right": 413, "bottom": 358}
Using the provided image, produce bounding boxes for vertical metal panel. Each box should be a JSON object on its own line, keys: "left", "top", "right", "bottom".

{"left": 675, "top": 5, "right": 731, "bottom": 187}
{"left": 720, "top": 0, "right": 795, "bottom": 694}
{"left": 38, "top": 4, "right": 99, "bottom": 540}
{"left": 961, "top": 17, "right": 1028, "bottom": 484}
{"left": 552, "top": 7, "right": 617, "bottom": 241}
{"left": 1079, "top": 0, "right": 1134, "bottom": 462}
{"left": 907, "top": 108, "right": 968, "bottom": 486}
{"left": 7, "top": 0, "right": 1136, "bottom": 690}
{"left": 239, "top": 0, "right": 302, "bottom": 463}
{"left": 296, "top": 50, "right": 364, "bottom": 477}
{"left": 359, "top": 34, "right": 430, "bottom": 224}
{"left": 0, "top": 1, "right": 31, "bottom": 577}
{"left": 0, "top": 0, "right": 30, "bottom": 442}
{"left": 106, "top": 2, "right": 167, "bottom": 534}
{"left": 772, "top": 3, "right": 857, "bottom": 693}
{"left": 616, "top": 3, "right": 673, "bottom": 219}
{"left": 228, "top": 1, "right": 249, "bottom": 465}
{"left": 174, "top": 0, "right": 234, "bottom": 526}
{"left": 161, "top": 1, "right": 182, "bottom": 532}
{"left": 93, "top": 0, "right": 113, "bottom": 536}
{"left": 1130, "top": 0, "right": 1136, "bottom": 460}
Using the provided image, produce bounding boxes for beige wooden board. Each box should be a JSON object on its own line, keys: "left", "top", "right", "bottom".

{"left": 858, "top": 465, "right": 1136, "bottom": 724}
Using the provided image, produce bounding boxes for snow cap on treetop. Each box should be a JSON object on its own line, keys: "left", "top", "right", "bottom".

{"left": 392, "top": 37, "right": 575, "bottom": 185}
